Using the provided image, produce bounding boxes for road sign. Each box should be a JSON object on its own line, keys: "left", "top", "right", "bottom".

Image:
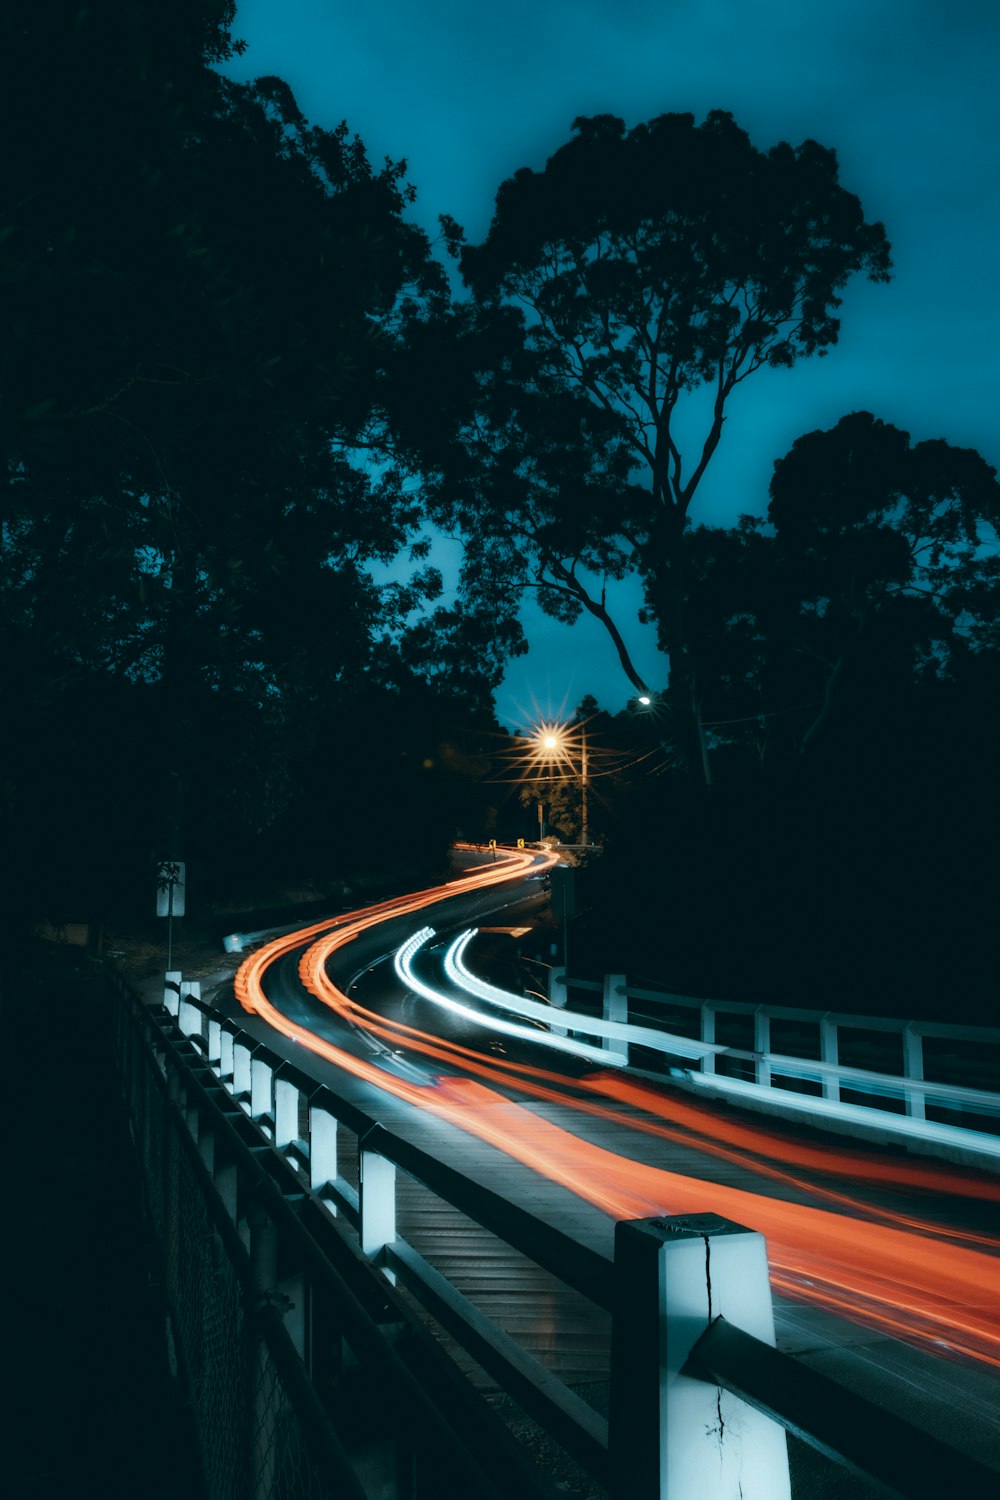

{"left": 156, "top": 861, "right": 186, "bottom": 917}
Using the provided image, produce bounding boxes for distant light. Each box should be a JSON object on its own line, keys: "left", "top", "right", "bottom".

{"left": 543, "top": 734, "right": 559, "bottom": 749}
{"left": 638, "top": 695, "right": 652, "bottom": 705}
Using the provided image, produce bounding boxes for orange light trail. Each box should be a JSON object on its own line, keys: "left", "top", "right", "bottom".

{"left": 234, "top": 850, "right": 1000, "bottom": 1372}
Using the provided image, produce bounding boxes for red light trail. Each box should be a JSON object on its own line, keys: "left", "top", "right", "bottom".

{"left": 234, "top": 847, "right": 1000, "bottom": 1372}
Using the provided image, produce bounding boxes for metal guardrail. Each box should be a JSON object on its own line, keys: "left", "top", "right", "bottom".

{"left": 110, "top": 968, "right": 561, "bottom": 1500}
{"left": 538, "top": 966, "right": 1000, "bottom": 1168}
{"left": 116, "top": 964, "right": 1000, "bottom": 1498}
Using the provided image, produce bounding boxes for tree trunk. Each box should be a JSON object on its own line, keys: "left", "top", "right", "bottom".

{"left": 157, "top": 549, "right": 199, "bottom": 860}
{"left": 660, "top": 549, "right": 712, "bottom": 789}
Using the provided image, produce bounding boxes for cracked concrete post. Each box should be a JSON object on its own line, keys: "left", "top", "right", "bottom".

{"left": 608, "top": 1213, "right": 790, "bottom": 1500}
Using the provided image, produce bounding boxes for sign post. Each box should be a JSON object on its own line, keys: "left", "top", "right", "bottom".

{"left": 156, "top": 860, "right": 186, "bottom": 970}
{"left": 550, "top": 863, "right": 575, "bottom": 970}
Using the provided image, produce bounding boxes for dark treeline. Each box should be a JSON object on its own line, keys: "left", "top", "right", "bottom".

{"left": 519, "top": 661, "right": 999, "bottom": 1022}
{"left": 2, "top": 3, "right": 996, "bottom": 1014}
{"left": 0, "top": 1, "right": 496, "bottom": 934}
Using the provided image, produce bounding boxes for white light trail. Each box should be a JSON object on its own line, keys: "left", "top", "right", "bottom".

{"left": 394, "top": 927, "right": 628, "bottom": 1067}
{"left": 443, "top": 928, "right": 723, "bottom": 1063}
{"left": 681, "top": 1071, "right": 1000, "bottom": 1163}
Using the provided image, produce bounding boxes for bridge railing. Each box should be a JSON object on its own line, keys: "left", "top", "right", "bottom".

{"left": 115, "top": 966, "right": 999, "bottom": 1498}
{"left": 539, "top": 966, "right": 1000, "bottom": 1166}
{"left": 111, "top": 967, "right": 561, "bottom": 1500}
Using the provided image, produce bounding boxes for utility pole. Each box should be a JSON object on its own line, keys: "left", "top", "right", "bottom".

{"left": 580, "top": 726, "right": 589, "bottom": 846}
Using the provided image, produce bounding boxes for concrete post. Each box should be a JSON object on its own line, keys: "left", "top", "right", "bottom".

{"left": 360, "top": 1143, "right": 396, "bottom": 1257}
{"left": 274, "top": 1077, "right": 299, "bottom": 1149}
{"left": 250, "top": 1054, "right": 273, "bottom": 1122}
{"left": 609, "top": 1214, "right": 790, "bottom": 1500}
{"left": 603, "top": 974, "right": 629, "bottom": 1062}
{"left": 902, "top": 1026, "right": 926, "bottom": 1120}
{"left": 163, "top": 970, "right": 182, "bottom": 1016}
{"left": 754, "top": 1007, "right": 771, "bottom": 1089}
{"left": 207, "top": 1017, "right": 222, "bottom": 1067}
{"left": 700, "top": 1002, "right": 717, "bottom": 1074}
{"left": 819, "top": 1014, "right": 840, "bottom": 1101}
{"left": 309, "top": 1106, "right": 339, "bottom": 1194}
{"left": 219, "top": 1028, "right": 235, "bottom": 1082}
{"left": 233, "top": 1040, "right": 252, "bottom": 1099}
{"left": 178, "top": 980, "right": 201, "bottom": 1039}
{"left": 548, "top": 966, "right": 568, "bottom": 1036}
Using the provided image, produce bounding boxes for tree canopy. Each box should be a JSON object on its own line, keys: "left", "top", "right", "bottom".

{"left": 0, "top": 0, "right": 488, "bottom": 924}
{"left": 391, "top": 109, "right": 892, "bottom": 779}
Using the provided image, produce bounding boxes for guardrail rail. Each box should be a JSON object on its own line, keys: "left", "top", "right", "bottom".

{"left": 107, "top": 963, "right": 999, "bottom": 1499}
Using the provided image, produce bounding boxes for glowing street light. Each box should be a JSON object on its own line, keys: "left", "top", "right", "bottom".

{"left": 530, "top": 720, "right": 590, "bottom": 846}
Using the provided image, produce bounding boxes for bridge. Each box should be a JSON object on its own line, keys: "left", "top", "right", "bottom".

{"left": 16, "top": 846, "right": 998, "bottom": 1499}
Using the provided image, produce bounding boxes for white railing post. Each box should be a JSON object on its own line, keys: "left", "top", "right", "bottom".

{"left": 309, "top": 1105, "right": 339, "bottom": 1193}
{"left": 250, "top": 1053, "right": 273, "bottom": 1122}
{"left": 233, "top": 1040, "right": 252, "bottom": 1099}
{"left": 163, "top": 970, "right": 182, "bottom": 1016}
{"left": 274, "top": 1077, "right": 299, "bottom": 1149}
{"left": 548, "top": 966, "right": 568, "bottom": 1036}
{"left": 360, "top": 1141, "right": 396, "bottom": 1257}
{"left": 754, "top": 1008, "right": 771, "bottom": 1088}
{"left": 207, "top": 1017, "right": 222, "bottom": 1067}
{"left": 902, "top": 1026, "right": 926, "bottom": 1120}
{"left": 701, "top": 1002, "right": 717, "bottom": 1074}
{"left": 178, "top": 980, "right": 201, "bottom": 1038}
{"left": 819, "top": 1014, "right": 840, "bottom": 1101}
{"left": 219, "top": 1027, "right": 235, "bottom": 1083}
{"left": 609, "top": 1214, "right": 790, "bottom": 1500}
{"left": 603, "top": 974, "right": 629, "bottom": 1062}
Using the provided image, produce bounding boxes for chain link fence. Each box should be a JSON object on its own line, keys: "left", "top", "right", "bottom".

{"left": 112, "top": 985, "right": 361, "bottom": 1500}
{"left": 108, "top": 970, "right": 553, "bottom": 1500}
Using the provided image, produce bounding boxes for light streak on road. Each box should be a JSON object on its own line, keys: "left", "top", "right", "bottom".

{"left": 581, "top": 1074, "right": 1000, "bottom": 1205}
{"left": 234, "top": 849, "right": 1000, "bottom": 1373}
{"left": 443, "top": 926, "right": 720, "bottom": 1061}
{"left": 397, "top": 927, "right": 628, "bottom": 1067}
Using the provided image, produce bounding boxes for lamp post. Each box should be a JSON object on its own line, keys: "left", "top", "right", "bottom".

{"left": 537, "top": 723, "right": 589, "bottom": 846}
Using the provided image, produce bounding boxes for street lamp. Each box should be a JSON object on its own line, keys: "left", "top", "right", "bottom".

{"left": 530, "top": 721, "right": 590, "bottom": 846}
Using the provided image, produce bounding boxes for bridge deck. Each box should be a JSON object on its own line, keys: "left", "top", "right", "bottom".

{"left": 181, "top": 966, "right": 1000, "bottom": 1495}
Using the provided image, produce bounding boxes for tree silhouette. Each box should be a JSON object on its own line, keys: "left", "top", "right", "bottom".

{"left": 398, "top": 111, "right": 891, "bottom": 782}
{"left": 0, "top": 0, "right": 448, "bottom": 906}
{"left": 767, "top": 411, "right": 1000, "bottom": 754}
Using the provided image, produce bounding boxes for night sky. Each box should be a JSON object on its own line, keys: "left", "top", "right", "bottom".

{"left": 222, "top": 0, "right": 1000, "bottom": 728}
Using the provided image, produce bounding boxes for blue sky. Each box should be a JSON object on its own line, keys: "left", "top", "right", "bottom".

{"left": 224, "top": 0, "right": 1000, "bottom": 727}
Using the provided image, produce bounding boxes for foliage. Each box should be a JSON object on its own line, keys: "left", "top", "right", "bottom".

{"left": 758, "top": 411, "right": 1000, "bottom": 759}
{"left": 0, "top": 0, "right": 487, "bottom": 922}
{"left": 395, "top": 110, "right": 892, "bottom": 780}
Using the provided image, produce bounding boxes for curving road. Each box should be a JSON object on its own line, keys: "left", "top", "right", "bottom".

{"left": 228, "top": 844, "right": 1000, "bottom": 1480}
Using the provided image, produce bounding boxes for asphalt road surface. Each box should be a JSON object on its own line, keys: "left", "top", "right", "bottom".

{"left": 215, "top": 846, "right": 1000, "bottom": 1495}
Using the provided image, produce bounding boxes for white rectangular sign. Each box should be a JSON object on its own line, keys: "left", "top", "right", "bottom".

{"left": 156, "top": 861, "right": 186, "bottom": 918}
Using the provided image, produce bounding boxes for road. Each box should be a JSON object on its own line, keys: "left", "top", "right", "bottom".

{"left": 223, "top": 844, "right": 1000, "bottom": 1490}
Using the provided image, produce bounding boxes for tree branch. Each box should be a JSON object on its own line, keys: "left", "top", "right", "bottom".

{"left": 539, "top": 554, "right": 651, "bottom": 694}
